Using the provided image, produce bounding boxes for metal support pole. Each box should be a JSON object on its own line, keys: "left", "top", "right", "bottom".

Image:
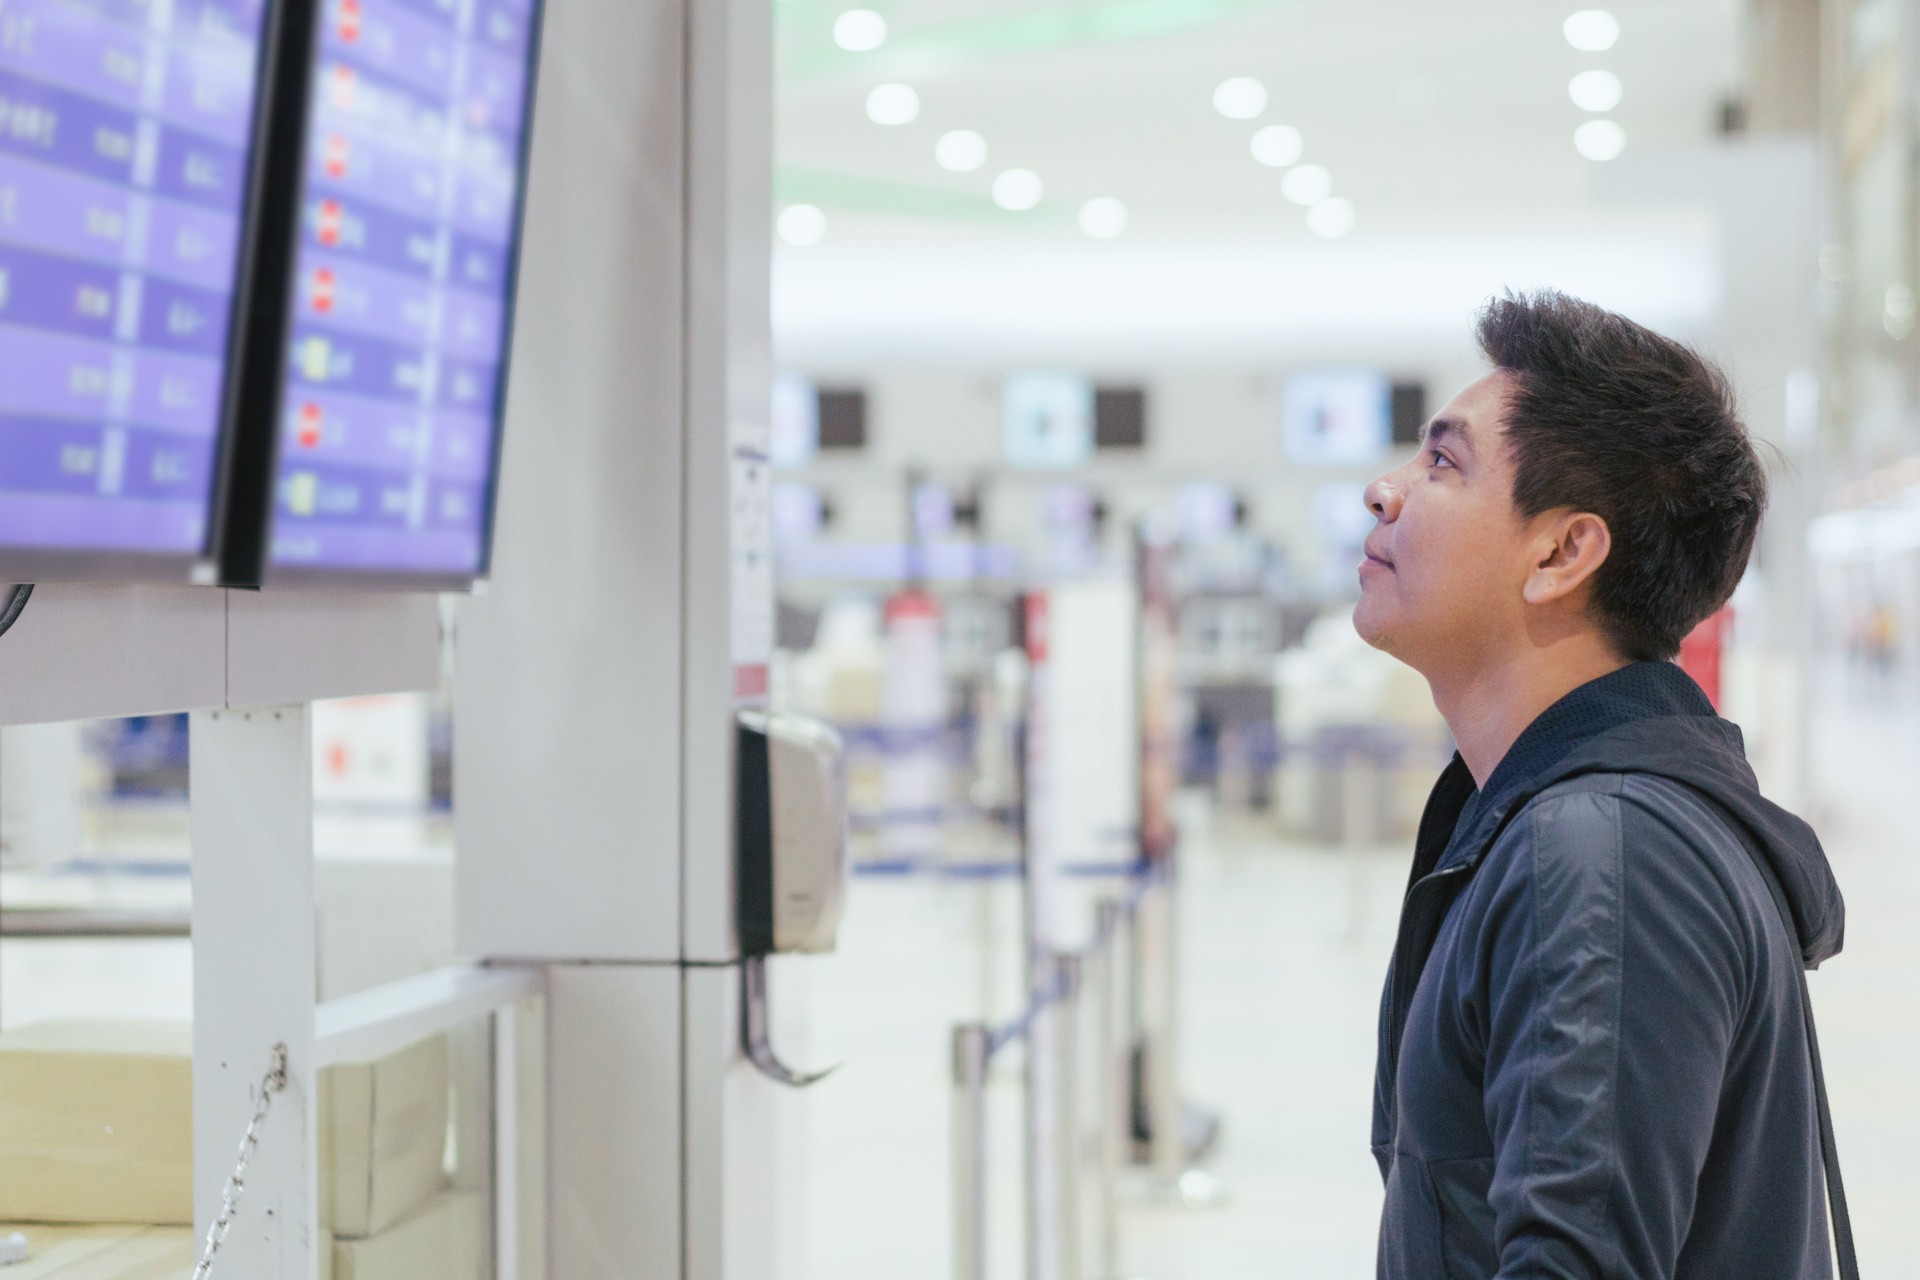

{"left": 1137, "top": 876, "right": 1183, "bottom": 1179}
{"left": 493, "top": 1002, "right": 521, "bottom": 1280}
{"left": 952, "top": 1023, "right": 991, "bottom": 1280}
{"left": 1091, "top": 903, "right": 1124, "bottom": 1279}
{"left": 190, "top": 705, "right": 322, "bottom": 1279}
{"left": 1054, "top": 955, "right": 1083, "bottom": 1280}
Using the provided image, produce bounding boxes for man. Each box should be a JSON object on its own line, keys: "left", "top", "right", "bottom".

{"left": 1357, "top": 291, "right": 1850, "bottom": 1279}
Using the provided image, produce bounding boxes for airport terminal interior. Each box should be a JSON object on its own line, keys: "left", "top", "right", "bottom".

{"left": 1, "top": 0, "right": 1919, "bottom": 1276}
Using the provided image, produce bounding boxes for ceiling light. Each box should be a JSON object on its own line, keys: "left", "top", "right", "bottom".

{"left": 1568, "top": 69, "right": 1623, "bottom": 112}
{"left": 1280, "top": 163, "right": 1332, "bottom": 206}
{"left": 1305, "top": 197, "right": 1355, "bottom": 238}
{"left": 1250, "top": 124, "right": 1304, "bottom": 167}
{"left": 777, "top": 204, "right": 826, "bottom": 246}
{"left": 1213, "top": 77, "right": 1267, "bottom": 120}
{"left": 866, "top": 83, "right": 919, "bottom": 126}
{"left": 1079, "top": 197, "right": 1128, "bottom": 238}
{"left": 935, "top": 129, "right": 988, "bottom": 172}
{"left": 1573, "top": 119, "right": 1626, "bottom": 161}
{"left": 1563, "top": 9, "right": 1619, "bottom": 51}
{"left": 833, "top": 9, "right": 887, "bottom": 51}
{"left": 992, "top": 169, "right": 1043, "bottom": 211}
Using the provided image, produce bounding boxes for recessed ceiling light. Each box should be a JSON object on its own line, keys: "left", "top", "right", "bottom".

{"left": 1213, "top": 77, "right": 1267, "bottom": 120}
{"left": 1568, "top": 69, "right": 1623, "bottom": 112}
{"left": 1563, "top": 9, "right": 1619, "bottom": 51}
{"left": 992, "top": 168, "right": 1043, "bottom": 211}
{"left": 866, "top": 83, "right": 919, "bottom": 126}
{"left": 1079, "top": 197, "right": 1128, "bottom": 238}
{"left": 833, "top": 9, "right": 887, "bottom": 52}
{"left": 1573, "top": 118, "right": 1626, "bottom": 161}
{"left": 935, "top": 129, "right": 988, "bottom": 172}
{"left": 1250, "top": 124, "right": 1304, "bottom": 167}
{"left": 777, "top": 204, "right": 826, "bottom": 246}
{"left": 1280, "top": 163, "right": 1332, "bottom": 206}
{"left": 1305, "top": 197, "right": 1355, "bottom": 238}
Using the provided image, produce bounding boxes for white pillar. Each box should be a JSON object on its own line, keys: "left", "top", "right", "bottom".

{"left": 190, "top": 705, "right": 322, "bottom": 1278}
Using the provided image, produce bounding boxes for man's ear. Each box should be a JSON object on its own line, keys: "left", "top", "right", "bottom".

{"left": 1522, "top": 511, "right": 1611, "bottom": 606}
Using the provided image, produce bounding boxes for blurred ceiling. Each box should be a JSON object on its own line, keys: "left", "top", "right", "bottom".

{"left": 773, "top": 0, "right": 1744, "bottom": 243}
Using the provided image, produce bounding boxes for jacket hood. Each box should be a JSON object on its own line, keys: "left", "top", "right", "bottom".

{"left": 1444, "top": 665, "right": 1845, "bottom": 967}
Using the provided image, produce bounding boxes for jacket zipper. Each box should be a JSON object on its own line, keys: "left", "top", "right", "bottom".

{"left": 1382, "top": 862, "right": 1474, "bottom": 1141}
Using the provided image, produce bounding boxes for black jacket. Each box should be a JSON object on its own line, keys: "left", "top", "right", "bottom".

{"left": 1373, "top": 662, "right": 1846, "bottom": 1279}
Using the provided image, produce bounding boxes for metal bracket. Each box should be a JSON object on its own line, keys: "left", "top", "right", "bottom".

{"left": 739, "top": 954, "right": 837, "bottom": 1088}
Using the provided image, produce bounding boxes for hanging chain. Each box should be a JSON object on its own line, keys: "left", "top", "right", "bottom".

{"left": 192, "top": 1043, "right": 290, "bottom": 1280}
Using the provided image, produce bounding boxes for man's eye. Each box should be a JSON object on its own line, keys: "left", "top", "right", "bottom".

{"left": 1428, "top": 450, "right": 1453, "bottom": 469}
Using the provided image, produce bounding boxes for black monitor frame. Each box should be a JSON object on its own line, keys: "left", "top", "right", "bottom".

{"left": 219, "top": 0, "right": 547, "bottom": 590}
{"left": 0, "top": 1, "right": 287, "bottom": 587}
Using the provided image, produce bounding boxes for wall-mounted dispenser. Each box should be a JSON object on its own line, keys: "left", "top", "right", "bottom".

{"left": 736, "top": 709, "right": 849, "bottom": 1085}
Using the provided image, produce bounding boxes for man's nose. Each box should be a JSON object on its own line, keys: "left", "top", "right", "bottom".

{"left": 1364, "top": 473, "right": 1402, "bottom": 522}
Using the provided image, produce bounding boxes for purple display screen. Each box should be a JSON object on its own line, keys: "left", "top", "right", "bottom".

{"left": 0, "top": 0, "right": 264, "bottom": 570}
{"left": 266, "top": 0, "right": 535, "bottom": 581}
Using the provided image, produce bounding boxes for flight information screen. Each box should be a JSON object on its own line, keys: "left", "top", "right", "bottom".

{"left": 266, "top": 0, "right": 538, "bottom": 583}
{"left": 0, "top": 0, "right": 266, "bottom": 578}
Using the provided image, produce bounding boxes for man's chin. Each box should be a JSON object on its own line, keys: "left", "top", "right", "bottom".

{"left": 1351, "top": 596, "right": 1393, "bottom": 652}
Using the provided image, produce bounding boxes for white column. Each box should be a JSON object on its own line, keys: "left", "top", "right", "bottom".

{"left": 190, "top": 705, "right": 321, "bottom": 1279}
{"left": 0, "top": 721, "right": 86, "bottom": 869}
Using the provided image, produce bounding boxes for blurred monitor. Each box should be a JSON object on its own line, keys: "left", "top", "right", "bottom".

{"left": 911, "top": 481, "right": 954, "bottom": 541}
{"left": 1043, "top": 483, "right": 1098, "bottom": 535}
{"left": 1005, "top": 372, "right": 1094, "bottom": 469}
{"left": 769, "top": 481, "right": 824, "bottom": 544}
{"left": 1042, "top": 482, "right": 1100, "bottom": 572}
{"left": 1390, "top": 381, "right": 1428, "bottom": 445}
{"left": 1175, "top": 483, "right": 1240, "bottom": 545}
{"left": 770, "top": 373, "right": 818, "bottom": 466}
{"left": 1282, "top": 370, "right": 1392, "bottom": 466}
{"left": 0, "top": 0, "right": 272, "bottom": 583}
{"left": 817, "top": 387, "right": 867, "bottom": 451}
{"left": 224, "top": 0, "right": 546, "bottom": 587}
{"left": 1094, "top": 385, "right": 1147, "bottom": 449}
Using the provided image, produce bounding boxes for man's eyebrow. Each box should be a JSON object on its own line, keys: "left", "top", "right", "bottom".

{"left": 1421, "top": 416, "right": 1476, "bottom": 455}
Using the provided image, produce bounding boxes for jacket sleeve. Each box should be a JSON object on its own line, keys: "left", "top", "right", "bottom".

{"left": 1473, "top": 784, "right": 1749, "bottom": 1279}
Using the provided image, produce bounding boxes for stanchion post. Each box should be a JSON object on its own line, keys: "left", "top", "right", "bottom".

{"left": 1138, "top": 874, "right": 1183, "bottom": 1179}
{"left": 1055, "top": 954, "right": 1083, "bottom": 1280}
{"left": 953, "top": 1023, "right": 992, "bottom": 1280}
{"left": 1091, "top": 901, "right": 1124, "bottom": 1279}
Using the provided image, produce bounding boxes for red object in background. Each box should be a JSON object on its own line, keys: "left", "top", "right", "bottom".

{"left": 1678, "top": 606, "right": 1732, "bottom": 710}
{"left": 323, "top": 134, "right": 349, "bottom": 178}
{"left": 1020, "top": 591, "right": 1048, "bottom": 664}
{"left": 732, "top": 664, "right": 767, "bottom": 700}
{"left": 338, "top": 0, "right": 362, "bottom": 42}
{"left": 297, "top": 403, "right": 323, "bottom": 448}
{"left": 885, "top": 588, "right": 941, "bottom": 628}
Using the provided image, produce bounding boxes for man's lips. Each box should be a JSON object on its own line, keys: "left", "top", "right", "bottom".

{"left": 1362, "top": 543, "right": 1394, "bottom": 571}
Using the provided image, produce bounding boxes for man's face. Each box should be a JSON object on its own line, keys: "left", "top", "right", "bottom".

{"left": 1352, "top": 371, "right": 1539, "bottom": 677}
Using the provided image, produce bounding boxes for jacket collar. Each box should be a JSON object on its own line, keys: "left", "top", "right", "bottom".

{"left": 1417, "top": 661, "right": 1717, "bottom": 879}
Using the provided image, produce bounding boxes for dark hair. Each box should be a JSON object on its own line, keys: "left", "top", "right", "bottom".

{"left": 1476, "top": 290, "right": 1766, "bottom": 662}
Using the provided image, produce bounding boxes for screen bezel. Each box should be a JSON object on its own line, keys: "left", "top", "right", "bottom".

{"left": 0, "top": 0, "right": 287, "bottom": 587}
{"left": 220, "top": 0, "right": 547, "bottom": 591}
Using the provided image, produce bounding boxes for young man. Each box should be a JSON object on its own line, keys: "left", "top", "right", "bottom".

{"left": 1357, "top": 291, "right": 1849, "bottom": 1279}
